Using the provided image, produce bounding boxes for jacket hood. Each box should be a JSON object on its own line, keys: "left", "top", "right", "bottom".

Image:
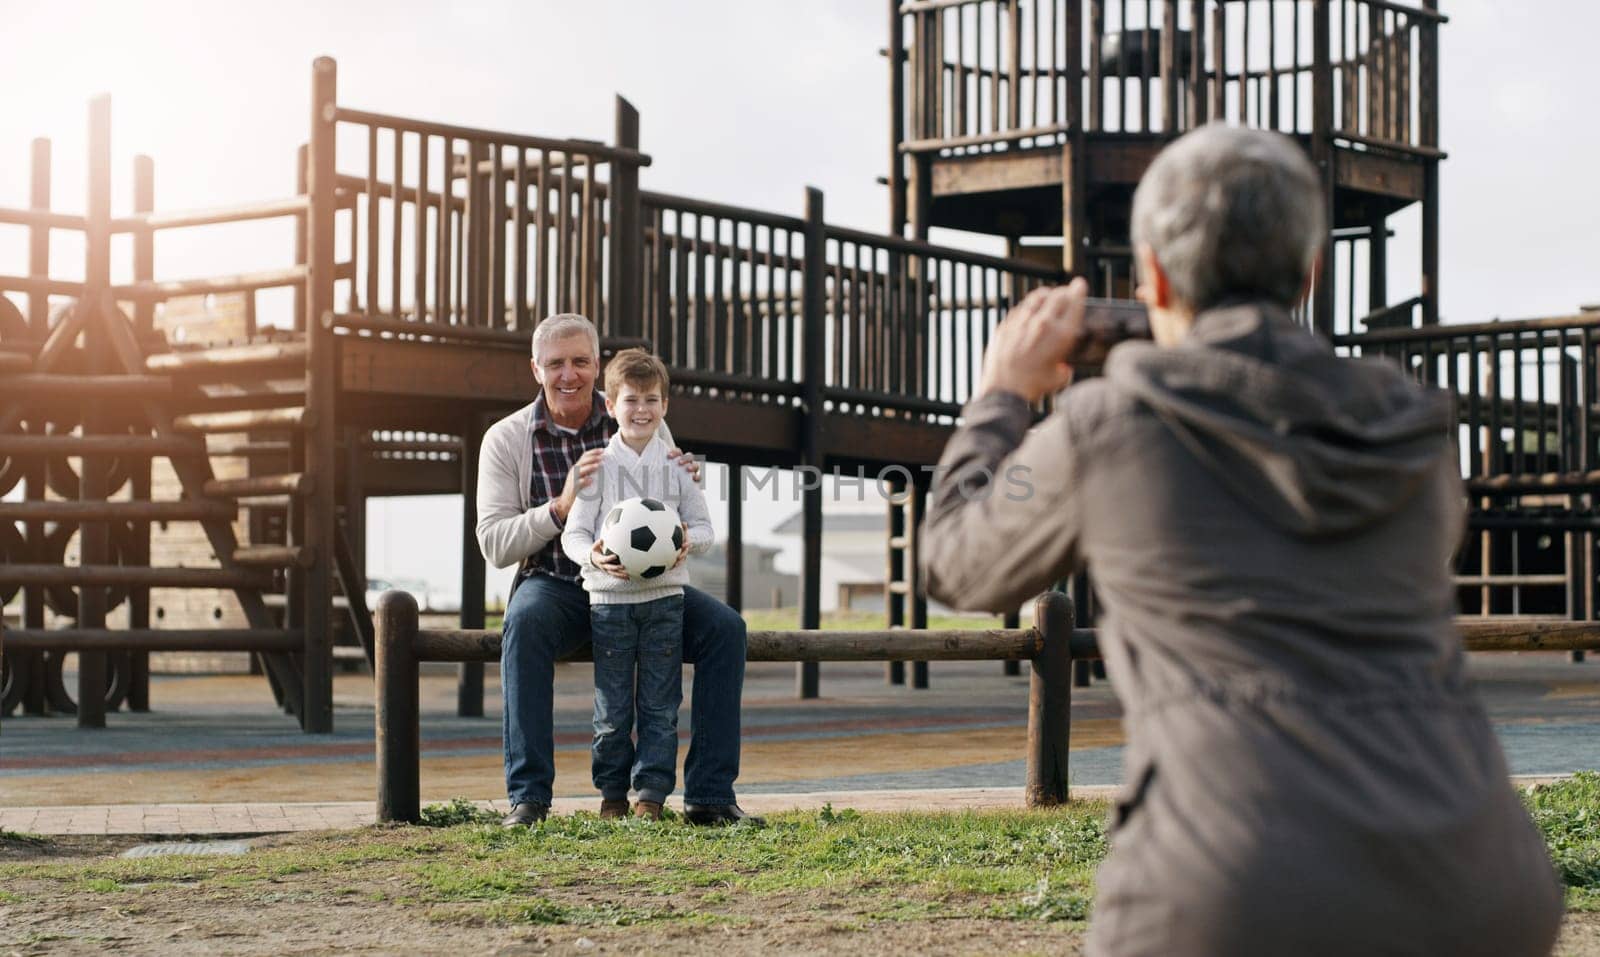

{"left": 1104, "top": 302, "right": 1455, "bottom": 537}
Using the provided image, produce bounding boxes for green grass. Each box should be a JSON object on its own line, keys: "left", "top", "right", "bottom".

{"left": 6, "top": 780, "right": 1599, "bottom": 928}
{"left": 1526, "top": 771, "right": 1600, "bottom": 911}
{"left": 0, "top": 806, "right": 1107, "bottom": 927}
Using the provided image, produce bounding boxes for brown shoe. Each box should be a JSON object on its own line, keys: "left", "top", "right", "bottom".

{"left": 599, "top": 799, "right": 630, "bottom": 820}
{"left": 633, "top": 799, "right": 664, "bottom": 821}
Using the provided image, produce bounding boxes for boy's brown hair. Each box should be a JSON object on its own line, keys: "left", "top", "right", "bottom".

{"left": 603, "top": 348, "right": 670, "bottom": 397}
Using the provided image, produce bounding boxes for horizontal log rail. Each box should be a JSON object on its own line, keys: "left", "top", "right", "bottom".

{"left": 110, "top": 196, "right": 310, "bottom": 233}
{"left": 0, "top": 434, "right": 206, "bottom": 457}
{"left": 0, "top": 499, "right": 235, "bottom": 523}
{"left": 0, "top": 374, "right": 172, "bottom": 398}
{"left": 0, "top": 353, "right": 32, "bottom": 374}
{"left": 0, "top": 629, "right": 303, "bottom": 653}
{"left": 373, "top": 589, "right": 1078, "bottom": 823}
{"left": 1466, "top": 472, "right": 1600, "bottom": 496}
{"left": 0, "top": 205, "right": 88, "bottom": 230}
{"left": 1332, "top": 131, "right": 1447, "bottom": 160}
{"left": 642, "top": 191, "right": 808, "bottom": 233}
{"left": 232, "top": 544, "right": 315, "bottom": 568}
{"left": 146, "top": 341, "right": 309, "bottom": 372}
{"left": 899, "top": 124, "right": 1075, "bottom": 155}
{"left": 1335, "top": 313, "right": 1600, "bottom": 346}
{"left": 824, "top": 223, "right": 1063, "bottom": 280}
{"left": 173, "top": 406, "right": 309, "bottom": 433}
{"left": 332, "top": 107, "right": 653, "bottom": 169}
{"left": 0, "top": 273, "right": 87, "bottom": 297}
{"left": 3, "top": 564, "right": 273, "bottom": 589}
{"left": 203, "top": 472, "right": 313, "bottom": 499}
{"left": 372, "top": 587, "right": 1600, "bottom": 825}
{"left": 825, "top": 385, "right": 961, "bottom": 418}
{"left": 112, "top": 266, "right": 309, "bottom": 302}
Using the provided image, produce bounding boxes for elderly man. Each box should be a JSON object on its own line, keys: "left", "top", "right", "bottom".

{"left": 476, "top": 313, "right": 757, "bottom": 827}
{"left": 922, "top": 126, "right": 1561, "bottom": 955}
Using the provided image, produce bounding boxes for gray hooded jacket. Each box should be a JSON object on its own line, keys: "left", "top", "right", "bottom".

{"left": 922, "top": 302, "right": 1562, "bottom": 956}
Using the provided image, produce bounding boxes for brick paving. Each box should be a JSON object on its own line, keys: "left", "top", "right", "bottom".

{"left": 5, "top": 652, "right": 1599, "bottom": 838}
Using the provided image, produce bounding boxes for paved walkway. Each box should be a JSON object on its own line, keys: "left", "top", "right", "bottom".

{"left": 5, "top": 652, "right": 1599, "bottom": 836}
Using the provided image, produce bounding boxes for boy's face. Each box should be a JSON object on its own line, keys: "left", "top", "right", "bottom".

{"left": 606, "top": 380, "right": 667, "bottom": 444}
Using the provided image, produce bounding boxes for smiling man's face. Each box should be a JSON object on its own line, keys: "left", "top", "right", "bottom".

{"left": 530, "top": 332, "right": 599, "bottom": 428}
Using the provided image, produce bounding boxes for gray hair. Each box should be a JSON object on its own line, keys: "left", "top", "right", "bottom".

{"left": 1130, "top": 124, "right": 1323, "bottom": 312}
{"left": 530, "top": 313, "right": 599, "bottom": 362}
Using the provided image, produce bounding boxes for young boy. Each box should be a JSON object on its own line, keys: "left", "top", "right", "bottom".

{"left": 560, "top": 349, "right": 714, "bottom": 821}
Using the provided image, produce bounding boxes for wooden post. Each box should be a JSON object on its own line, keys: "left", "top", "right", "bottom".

{"left": 1368, "top": 211, "right": 1387, "bottom": 320}
{"left": 466, "top": 139, "right": 489, "bottom": 328}
{"left": 294, "top": 145, "right": 308, "bottom": 332}
{"left": 128, "top": 153, "right": 155, "bottom": 712}
{"left": 797, "top": 187, "right": 826, "bottom": 700}
{"left": 302, "top": 57, "right": 339, "bottom": 733}
{"left": 1188, "top": 0, "right": 1207, "bottom": 127}
{"left": 909, "top": 480, "right": 929, "bottom": 689}
{"left": 726, "top": 465, "right": 744, "bottom": 612}
{"left": 1310, "top": 0, "right": 1335, "bottom": 336}
{"left": 1026, "top": 590, "right": 1074, "bottom": 806}
{"left": 885, "top": 474, "right": 907, "bottom": 685}
{"left": 609, "top": 97, "right": 643, "bottom": 338}
{"left": 1063, "top": 1, "right": 1086, "bottom": 275}
{"left": 1003, "top": 609, "right": 1022, "bottom": 675}
{"left": 889, "top": 0, "right": 907, "bottom": 237}
{"left": 458, "top": 415, "right": 487, "bottom": 717}
{"left": 1419, "top": 1, "right": 1439, "bottom": 325}
{"left": 21, "top": 137, "right": 51, "bottom": 715}
{"left": 1161, "top": 0, "right": 1180, "bottom": 133}
{"left": 375, "top": 590, "right": 421, "bottom": 824}
{"left": 77, "top": 95, "right": 113, "bottom": 729}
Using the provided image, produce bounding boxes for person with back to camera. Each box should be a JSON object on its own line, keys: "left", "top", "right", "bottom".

{"left": 561, "top": 349, "right": 714, "bottom": 821}
{"left": 920, "top": 124, "right": 1563, "bottom": 955}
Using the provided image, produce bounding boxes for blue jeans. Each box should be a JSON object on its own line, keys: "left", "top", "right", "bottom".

{"left": 501, "top": 574, "right": 746, "bottom": 807}
{"left": 590, "top": 596, "right": 684, "bottom": 804}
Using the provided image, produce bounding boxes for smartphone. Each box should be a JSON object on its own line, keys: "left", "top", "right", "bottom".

{"left": 1071, "top": 298, "right": 1152, "bottom": 365}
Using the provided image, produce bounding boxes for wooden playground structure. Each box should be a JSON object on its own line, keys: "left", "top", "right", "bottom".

{"left": 4, "top": 1, "right": 1598, "bottom": 733}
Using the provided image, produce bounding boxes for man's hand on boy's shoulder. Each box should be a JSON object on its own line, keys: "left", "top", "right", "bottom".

{"left": 666, "top": 447, "right": 701, "bottom": 483}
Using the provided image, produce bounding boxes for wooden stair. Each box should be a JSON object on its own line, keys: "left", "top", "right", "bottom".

{"left": 0, "top": 299, "right": 325, "bottom": 727}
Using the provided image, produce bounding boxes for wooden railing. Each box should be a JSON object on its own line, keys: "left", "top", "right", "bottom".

{"left": 1339, "top": 314, "right": 1600, "bottom": 618}
{"left": 329, "top": 100, "right": 649, "bottom": 346}
{"left": 641, "top": 189, "right": 1063, "bottom": 417}
{"left": 892, "top": 0, "right": 1443, "bottom": 156}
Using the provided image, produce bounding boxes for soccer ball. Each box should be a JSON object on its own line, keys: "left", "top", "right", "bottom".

{"left": 600, "top": 497, "right": 685, "bottom": 582}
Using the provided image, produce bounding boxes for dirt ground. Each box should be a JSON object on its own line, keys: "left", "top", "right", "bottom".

{"left": 0, "top": 833, "right": 1083, "bottom": 956}
{"left": 2, "top": 833, "right": 1598, "bottom": 957}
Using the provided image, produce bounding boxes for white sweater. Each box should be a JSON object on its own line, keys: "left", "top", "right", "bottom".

{"left": 560, "top": 432, "right": 715, "bottom": 604}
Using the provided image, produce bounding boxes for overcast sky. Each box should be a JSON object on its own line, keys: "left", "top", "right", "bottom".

{"left": 3, "top": 1, "right": 1596, "bottom": 600}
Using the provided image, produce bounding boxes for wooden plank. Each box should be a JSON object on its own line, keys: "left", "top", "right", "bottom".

{"left": 1333, "top": 146, "right": 1425, "bottom": 201}
{"left": 339, "top": 336, "right": 534, "bottom": 403}
{"left": 931, "top": 149, "right": 1063, "bottom": 196}
{"left": 5, "top": 564, "right": 274, "bottom": 589}
{"left": 3, "top": 630, "right": 303, "bottom": 653}
{"left": 1083, "top": 135, "right": 1165, "bottom": 184}
{"left": 412, "top": 627, "right": 1046, "bottom": 664}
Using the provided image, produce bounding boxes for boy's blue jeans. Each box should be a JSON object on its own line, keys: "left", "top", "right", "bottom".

{"left": 500, "top": 574, "right": 746, "bottom": 808}
{"left": 589, "top": 595, "right": 684, "bottom": 804}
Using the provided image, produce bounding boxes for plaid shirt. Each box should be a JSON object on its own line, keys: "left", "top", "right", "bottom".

{"left": 522, "top": 390, "right": 615, "bottom": 583}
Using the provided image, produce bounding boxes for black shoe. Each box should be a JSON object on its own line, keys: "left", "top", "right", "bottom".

{"left": 683, "top": 803, "right": 765, "bottom": 827}
{"left": 501, "top": 801, "right": 550, "bottom": 828}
